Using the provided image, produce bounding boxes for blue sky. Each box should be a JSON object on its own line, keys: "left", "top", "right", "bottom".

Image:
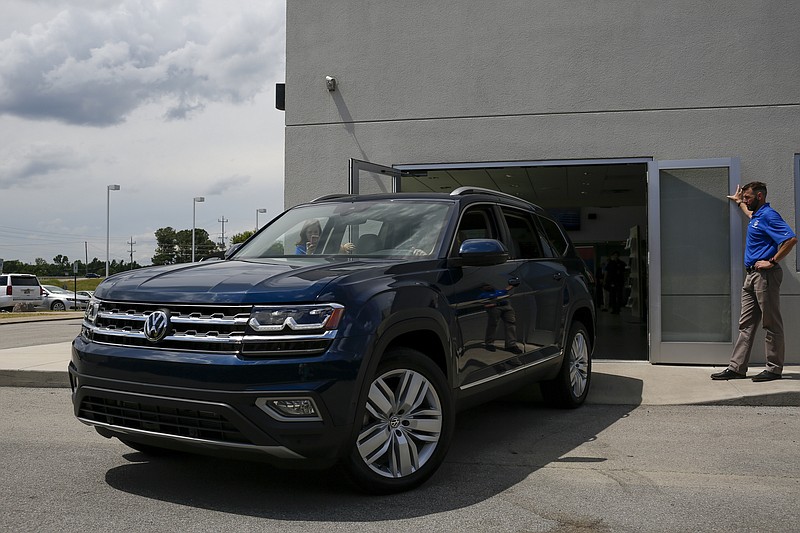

{"left": 0, "top": 0, "right": 286, "bottom": 266}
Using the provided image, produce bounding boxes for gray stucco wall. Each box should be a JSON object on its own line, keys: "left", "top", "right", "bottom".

{"left": 283, "top": 1, "right": 800, "bottom": 362}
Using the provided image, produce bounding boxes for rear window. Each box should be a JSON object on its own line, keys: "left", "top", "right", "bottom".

{"left": 11, "top": 276, "right": 39, "bottom": 286}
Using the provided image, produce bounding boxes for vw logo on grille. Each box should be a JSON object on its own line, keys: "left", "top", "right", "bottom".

{"left": 143, "top": 310, "right": 170, "bottom": 342}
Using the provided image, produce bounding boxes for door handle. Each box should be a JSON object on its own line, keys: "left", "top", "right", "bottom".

{"left": 552, "top": 272, "right": 564, "bottom": 281}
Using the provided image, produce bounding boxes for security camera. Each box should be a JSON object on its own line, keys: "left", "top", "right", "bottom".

{"left": 325, "top": 76, "right": 337, "bottom": 91}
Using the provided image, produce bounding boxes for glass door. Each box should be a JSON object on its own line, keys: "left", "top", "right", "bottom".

{"left": 647, "top": 158, "right": 743, "bottom": 363}
{"left": 348, "top": 159, "right": 401, "bottom": 195}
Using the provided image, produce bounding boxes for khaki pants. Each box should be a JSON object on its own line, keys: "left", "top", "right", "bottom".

{"left": 728, "top": 265, "right": 784, "bottom": 375}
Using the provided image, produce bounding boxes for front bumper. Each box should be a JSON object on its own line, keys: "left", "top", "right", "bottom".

{"left": 69, "top": 334, "right": 368, "bottom": 466}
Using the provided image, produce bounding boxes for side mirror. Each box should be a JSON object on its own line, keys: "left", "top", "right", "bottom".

{"left": 453, "top": 239, "right": 509, "bottom": 267}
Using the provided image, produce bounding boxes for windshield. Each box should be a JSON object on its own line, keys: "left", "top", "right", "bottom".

{"left": 44, "top": 286, "right": 70, "bottom": 294}
{"left": 235, "top": 199, "right": 453, "bottom": 259}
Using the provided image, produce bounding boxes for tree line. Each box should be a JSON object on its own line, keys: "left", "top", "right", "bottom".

{"left": 1, "top": 255, "right": 142, "bottom": 277}
{"left": 2, "top": 227, "right": 255, "bottom": 275}
{"left": 151, "top": 227, "right": 253, "bottom": 265}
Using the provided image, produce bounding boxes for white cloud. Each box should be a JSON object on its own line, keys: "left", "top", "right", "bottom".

{"left": 0, "top": 1, "right": 286, "bottom": 265}
{"left": 0, "top": 0, "right": 284, "bottom": 126}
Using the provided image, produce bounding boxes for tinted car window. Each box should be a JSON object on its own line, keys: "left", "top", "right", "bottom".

{"left": 537, "top": 214, "right": 570, "bottom": 257}
{"left": 501, "top": 207, "right": 544, "bottom": 259}
{"left": 12, "top": 276, "right": 39, "bottom": 286}
{"left": 451, "top": 205, "right": 499, "bottom": 255}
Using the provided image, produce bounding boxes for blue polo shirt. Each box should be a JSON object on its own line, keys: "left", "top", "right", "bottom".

{"left": 744, "top": 203, "right": 796, "bottom": 267}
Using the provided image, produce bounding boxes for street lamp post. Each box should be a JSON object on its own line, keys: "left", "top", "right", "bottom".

{"left": 255, "top": 208, "right": 267, "bottom": 232}
{"left": 106, "top": 184, "right": 121, "bottom": 277}
{"left": 192, "top": 197, "right": 205, "bottom": 262}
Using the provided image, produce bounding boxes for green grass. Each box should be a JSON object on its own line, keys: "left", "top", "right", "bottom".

{"left": 39, "top": 278, "right": 104, "bottom": 291}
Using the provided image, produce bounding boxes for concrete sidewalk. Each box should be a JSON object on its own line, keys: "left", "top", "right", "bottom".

{"left": 0, "top": 339, "right": 798, "bottom": 405}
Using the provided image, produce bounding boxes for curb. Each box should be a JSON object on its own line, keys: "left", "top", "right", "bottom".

{"left": 3, "top": 366, "right": 800, "bottom": 406}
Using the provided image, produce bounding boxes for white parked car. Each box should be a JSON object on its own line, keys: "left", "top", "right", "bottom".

{"left": 39, "top": 285, "right": 91, "bottom": 311}
{"left": 0, "top": 273, "right": 44, "bottom": 311}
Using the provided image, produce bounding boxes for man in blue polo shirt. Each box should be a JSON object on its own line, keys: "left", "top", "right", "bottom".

{"left": 712, "top": 181, "right": 797, "bottom": 382}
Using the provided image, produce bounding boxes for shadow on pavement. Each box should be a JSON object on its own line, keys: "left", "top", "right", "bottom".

{"left": 103, "top": 379, "right": 643, "bottom": 521}
{"left": 585, "top": 371, "right": 645, "bottom": 406}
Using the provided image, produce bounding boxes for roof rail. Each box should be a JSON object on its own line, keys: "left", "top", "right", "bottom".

{"left": 310, "top": 193, "right": 356, "bottom": 203}
{"left": 450, "top": 186, "right": 539, "bottom": 207}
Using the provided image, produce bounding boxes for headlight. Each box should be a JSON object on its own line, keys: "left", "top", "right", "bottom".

{"left": 85, "top": 300, "right": 99, "bottom": 323}
{"left": 248, "top": 304, "right": 344, "bottom": 332}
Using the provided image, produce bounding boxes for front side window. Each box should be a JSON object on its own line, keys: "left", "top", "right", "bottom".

{"left": 450, "top": 206, "right": 499, "bottom": 255}
{"left": 235, "top": 200, "right": 453, "bottom": 259}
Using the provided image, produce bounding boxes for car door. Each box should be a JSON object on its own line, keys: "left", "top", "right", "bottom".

{"left": 448, "top": 205, "right": 532, "bottom": 388}
{"left": 499, "top": 207, "right": 565, "bottom": 357}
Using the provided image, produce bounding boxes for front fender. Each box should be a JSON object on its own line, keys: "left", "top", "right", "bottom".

{"left": 342, "top": 284, "right": 454, "bottom": 434}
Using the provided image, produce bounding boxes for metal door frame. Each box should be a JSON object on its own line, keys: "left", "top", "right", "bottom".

{"left": 647, "top": 158, "right": 743, "bottom": 364}
{"left": 348, "top": 158, "right": 401, "bottom": 195}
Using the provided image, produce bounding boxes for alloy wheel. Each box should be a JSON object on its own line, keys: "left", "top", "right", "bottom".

{"left": 569, "top": 330, "right": 589, "bottom": 398}
{"left": 356, "top": 367, "right": 443, "bottom": 478}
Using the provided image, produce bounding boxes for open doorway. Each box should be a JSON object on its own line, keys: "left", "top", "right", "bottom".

{"left": 394, "top": 159, "right": 650, "bottom": 360}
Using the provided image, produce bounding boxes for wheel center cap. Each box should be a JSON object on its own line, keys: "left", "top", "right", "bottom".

{"left": 389, "top": 415, "right": 401, "bottom": 428}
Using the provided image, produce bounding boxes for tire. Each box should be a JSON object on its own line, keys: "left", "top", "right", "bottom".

{"left": 541, "top": 322, "right": 592, "bottom": 408}
{"left": 343, "top": 348, "right": 454, "bottom": 494}
{"left": 51, "top": 300, "right": 66, "bottom": 311}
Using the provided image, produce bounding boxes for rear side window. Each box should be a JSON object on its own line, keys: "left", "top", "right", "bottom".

{"left": 11, "top": 276, "right": 39, "bottom": 286}
{"left": 537, "top": 215, "right": 570, "bottom": 257}
{"left": 501, "top": 207, "right": 544, "bottom": 259}
{"left": 0, "top": 276, "right": 6, "bottom": 285}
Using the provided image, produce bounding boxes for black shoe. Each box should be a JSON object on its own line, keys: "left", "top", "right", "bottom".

{"left": 484, "top": 343, "right": 496, "bottom": 352}
{"left": 751, "top": 370, "right": 782, "bottom": 382}
{"left": 711, "top": 369, "right": 747, "bottom": 380}
{"left": 505, "top": 344, "right": 523, "bottom": 355}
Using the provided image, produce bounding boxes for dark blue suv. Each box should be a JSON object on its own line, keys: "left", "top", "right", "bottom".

{"left": 70, "top": 187, "right": 595, "bottom": 493}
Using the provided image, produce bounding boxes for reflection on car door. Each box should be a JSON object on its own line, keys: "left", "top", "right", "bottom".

{"left": 448, "top": 206, "right": 532, "bottom": 389}
{"left": 500, "top": 207, "right": 565, "bottom": 357}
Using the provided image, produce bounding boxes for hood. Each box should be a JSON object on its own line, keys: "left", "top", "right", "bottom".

{"left": 93, "top": 258, "right": 373, "bottom": 304}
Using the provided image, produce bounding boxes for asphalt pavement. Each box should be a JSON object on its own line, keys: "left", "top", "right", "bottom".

{"left": 1, "top": 313, "right": 798, "bottom": 406}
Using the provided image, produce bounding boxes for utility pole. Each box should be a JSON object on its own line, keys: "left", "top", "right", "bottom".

{"left": 127, "top": 237, "right": 136, "bottom": 268}
{"left": 85, "top": 241, "right": 88, "bottom": 276}
{"left": 218, "top": 216, "right": 228, "bottom": 250}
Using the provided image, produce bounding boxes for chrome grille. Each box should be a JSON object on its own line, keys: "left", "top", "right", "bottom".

{"left": 82, "top": 301, "right": 334, "bottom": 356}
